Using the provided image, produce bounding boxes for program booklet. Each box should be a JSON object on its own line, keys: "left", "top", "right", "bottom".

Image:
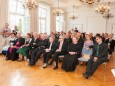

{"left": 111, "top": 69, "right": 115, "bottom": 77}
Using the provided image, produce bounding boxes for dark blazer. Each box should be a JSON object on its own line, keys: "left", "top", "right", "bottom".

{"left": 37, "top": 39, "right": 48, "bottom": 49}
{"left": 92, "top": 42, "right": 108, "bottom": 61}
{"left": 57, "top": 41, "right": 68, "bottom": 53}
{"left": 108, "top": 39, "right": 115, "bottom": 54}
{"left": 46, "top": 41, "right": 58, "bottom": 52}
{"left": 29, "top": 38, "right": 39, "bottom": 49}
{"left": 14, "top": 37, "right": 25, "bottom": 47}
{"left": 104, "top": 38, "right": 109, "bottom": 44}
{"left": 78, "top": 37, "right": 84, "bottom": 48}
{"left": 64, "top": 37, "right": 72, "bottom": 45}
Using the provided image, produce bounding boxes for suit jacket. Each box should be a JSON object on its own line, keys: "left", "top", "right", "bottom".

{"left": 46, "top": 41, "right": 58, "bottom": 52}
{"left": 64, "top": 37, "right": 72, "bottom": 45}
{"left": 109, "top": 39, "right": 115, "bottom": 49}
{"left": 104, "top": 38, "right": 109, "bottom": 44}
{"left": 92, "top": 42, "right": 108, "bottom": 61}
{"left": 78, "top": 37, "right": 84, "bottom": 48}
{"left": 29, "top": 38, "right": 39, "bottom": 49}
{"left": 57, "top": 41, "right": 68, "bottom": 53}
{"left": 37, "top": 39, "right": 48, "bottom": 49}
{"left": 108, "top": 39, "right": 115, "bottom": 53}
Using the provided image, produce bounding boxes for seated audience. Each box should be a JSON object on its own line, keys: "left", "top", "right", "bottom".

{"left": 16, "top": 33, "right": 32, "bottom": 61}
{"left": 61, "top": 37, "right": 82, "bottom": 72}
{"left": 25, "top": 33, "right": 39, "bottom": 61}
{"left": 83, "top": 36, "right": 108, "bottom": 79}
{"left": 6, "top": 33, "right": 25, "bottom": 61}
{"left": 49, "top": 35, "right": 68, "bottom": 70}
{"left": 28, "top": 34, "right": 48, "bottom": 66}
{"left": 42, "top": 37, "right": 57, "bottom": 68}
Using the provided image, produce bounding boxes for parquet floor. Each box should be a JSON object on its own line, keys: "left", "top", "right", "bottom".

{"left": 0, "top": 53, "right": 115, "bottom": 86}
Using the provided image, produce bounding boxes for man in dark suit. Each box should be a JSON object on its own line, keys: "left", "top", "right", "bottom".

{"left": 28, "top": 34, "right": 48, "bottom": 66}
{"left": 83, "top": 36, "right": 108, "bottom": 79}
{"left": 50, "top": 35, "right": 68, "bottom": 70}
{"left": 25, "top": 33, "right": 39, "bottom": 60}
{"left": 42, "top": 37, "right": 58, "bottom": 68}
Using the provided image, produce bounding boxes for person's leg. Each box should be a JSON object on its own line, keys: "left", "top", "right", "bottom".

{"left": 30, "top": 49, "right": 38, "bottom": 65}
{"left": 53, "top": 52, "right": 60, "bottom": 68}
{"left": 11, "top": 48, "right": 18, "bottom": 61}
{"left": 25, "top": 48, "right": 30, "bottom": 59}
{"left": 83, "top": 57, "right": 94, "bottom": 79}
{"left": 18, "top": 53, "right": 24, "bottom": 61}
{"left": 46, "top": 52, "right": 54, "bottom": 64}
{"left": 85, "top": 58, "right": 94, "bottom": 75}
{"left": 90, "top": 59, "right": 104, "bottom": 75}
{"left": 34, "top": 50, "right": 44, "bottom": 64}
{"left": 43, "top": 52, "right": 48, "bottom": 64}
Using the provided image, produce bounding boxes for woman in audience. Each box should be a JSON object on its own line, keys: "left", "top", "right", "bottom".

{"left": 61, "top": 37, "right": 82, "bottom": 72}
{"left": 2, "top": 33, "right": 17, "bottom": 56}
{"left": 6, "top": 33, "right": 25, "bottom": 61}
{"left": 16, "top": 33, "right": 32, "bottom": 61}
{"left": 108, "top": 34, "right": 115, "bottom": 60}
{"left": 82, "top": 34, "right": 94, "bottom": 56}
{"left": 78, "top": 34, "right": 94, "bottom": 64}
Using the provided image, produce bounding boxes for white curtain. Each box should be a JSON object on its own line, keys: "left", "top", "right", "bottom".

{"left": 29, "top": 8, "right": 39, "bottom": 33}
{"left": 0, "top": 0, "right": 8, "bottom": 30}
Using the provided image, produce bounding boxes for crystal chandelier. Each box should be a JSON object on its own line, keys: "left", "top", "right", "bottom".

{"left": 79, "top": 0, "right": 100, "bottom": 5}
{"left": 53, "top": 0, "right": 64, "bottom": 16}
{"left": 23, "top": 0, "right": 38, "bottom": 10}
{"left": 95, "top": 2, "right": 110, "bottom": 14}
{"left": 69, "top": 5, "right": 78, "bottom": 20}
{"left": 103, "top": 12, "right": 114, "bottom": 19}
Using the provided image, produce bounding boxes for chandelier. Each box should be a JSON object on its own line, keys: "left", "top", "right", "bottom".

{"left": 69, "top": 5, "right": 78, "bottom": 20}
{"left": 95, "top": 2, "right": 110, "bottom": 14}
{"left": 23, "top": 0, "right": 38, "bottom": 10}
{"left": 79, "top": 0, "right": 100, "bottom": 5}
{"left": 103, "top": 12, "right": 114, "bottom": 19}
{"left": 53, "top": 0, "right": 64, "bottom": 16}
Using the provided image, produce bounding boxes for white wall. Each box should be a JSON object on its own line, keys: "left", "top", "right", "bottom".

{"left": 65, "top": 4, "right": 115, "bottom": 35}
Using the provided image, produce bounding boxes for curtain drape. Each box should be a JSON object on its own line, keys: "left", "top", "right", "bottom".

{"left": 29, "top": 8, "right": 38, "bottom": 33}
{"left": 0, "top": 0, "right": 8, "bottom": 30}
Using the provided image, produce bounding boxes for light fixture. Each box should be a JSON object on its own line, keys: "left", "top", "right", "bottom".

{"left": 79, "top": 0, "right": 100, "bottom": 5}
{"left": 95, "top": 2, "right": 110, "bottom": 14}
{"left": 53, "top": 0, "right": 64, "bottom": 16}
{"left": 23, "top": 0, "right": 38, "bottom": 10}
{"left": 103, "top": 12, "right": 114, "bottom": 19}
{"left": 69, "top": 5, "right": 78, "bottom": 20}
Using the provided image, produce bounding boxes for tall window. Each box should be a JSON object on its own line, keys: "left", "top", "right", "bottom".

{"left": 56, "top": 16, "right": 65, "bottom": 32}
{"left": 38, "top": 3, "right": 50, "bottom": 34}
{"left": 9, "top": 0, "right": 30, "bottom": 34}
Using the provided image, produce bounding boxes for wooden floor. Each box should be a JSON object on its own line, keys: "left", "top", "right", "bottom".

{"left": 0, "top": 53, "right": 115, "bottom": 86}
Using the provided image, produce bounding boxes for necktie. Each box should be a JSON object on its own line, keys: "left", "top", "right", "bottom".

{"left": 96, "top": 44, "right": 99, "bottom": 56}
{"left": 59, "top": 42, "right": 63, "bottom": 50}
